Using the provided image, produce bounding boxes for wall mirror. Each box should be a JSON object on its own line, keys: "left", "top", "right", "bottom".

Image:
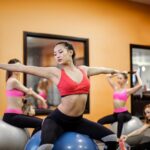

{"left": 23, "top": 32, "right": 89, "bottom": 113}
{"left": 130, "top": 44, "right": 150, "bottom": 117}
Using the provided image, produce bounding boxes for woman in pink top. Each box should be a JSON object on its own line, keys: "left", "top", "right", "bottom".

{"left": 3, "top": 58, "right": 47, "bottom": 136}
{"left": 97, "top": 72, "right": 142, "bottom": 139}
{"left": 37, "top": 78, "right": 49, "bottom": 109}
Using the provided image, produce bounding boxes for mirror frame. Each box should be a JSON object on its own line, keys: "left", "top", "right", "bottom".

{"left": 130, "top": 44, "right": 150, "bottom": 116}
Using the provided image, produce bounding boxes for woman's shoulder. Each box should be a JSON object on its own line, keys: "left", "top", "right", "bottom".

{"left": 7, "top": 77, "right": 19, "bottom": 84}
{"left": 78, "top": 65, "right": 88, "bottom": 71}
{"left": 6, "top": 77, "right": 20, "bottom": 89}
{"left": 47, "top": 66, "right": 61, "bottom": 72}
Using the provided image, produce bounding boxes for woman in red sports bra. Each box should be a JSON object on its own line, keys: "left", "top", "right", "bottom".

{"left": 97, "top": 72, "right": 142, "bottom": 142}
{"left": 0, "top": 42, "right": 120, "bottom": 150}
{"left": 2, "top": 58, "right": 47, "bottom": 136}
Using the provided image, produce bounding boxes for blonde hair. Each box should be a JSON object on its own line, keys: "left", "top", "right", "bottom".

{"left": 37, "top": 79, "right": 48, "bottom": 93}
{"left": 143, "top": 104, "right": 150, "bottom": 124}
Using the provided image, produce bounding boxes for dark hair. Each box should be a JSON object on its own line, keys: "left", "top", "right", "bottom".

{"left": 143, "top": 104, "right": 150, "bottom": 124}
{"left": 6, "top": 58, "right": 21, "bottom": 81}
{"left": 55, "top": 41, "right": 76, "bottom": 64}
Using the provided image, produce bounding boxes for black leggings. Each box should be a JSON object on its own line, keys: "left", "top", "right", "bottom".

{"left": 97, "top": 111, "right": 131, "bottom": 138}
{"left": 40, "top": 109, "right": 118, "bottom": 150}
{"left": 3, "top": 113, "right": 43, "bottom": 136}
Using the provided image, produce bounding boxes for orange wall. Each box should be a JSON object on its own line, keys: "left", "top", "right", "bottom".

{"left": 1, "top": 0, "right": 150, "bottom": 121}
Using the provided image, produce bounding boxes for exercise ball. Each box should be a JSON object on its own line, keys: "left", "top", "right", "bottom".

{"left": 53, "top": 132, "right": 99, "bottom": 150}
{"left": 111, "top": 116, "right": 143, "bottom": 145}
{"left": 0, "top": 120, "right": 29, "bottom": 150}
{"left": 25, "top": 130, "right": 41, "bottom": 150}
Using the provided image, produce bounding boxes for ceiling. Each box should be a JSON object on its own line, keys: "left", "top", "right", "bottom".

{"left": 130, "top": 0, "right": 150, "bottom": 5}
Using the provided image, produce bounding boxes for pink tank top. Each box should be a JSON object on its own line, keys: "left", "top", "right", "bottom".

{"left": 113, "top": 89, "right": 128, "bottom": 101}
{"left": 6, "top": 89, "right": 24, "bottom": 97}
{"left": 39, "top": 91, "right": 47, "bottom": 99}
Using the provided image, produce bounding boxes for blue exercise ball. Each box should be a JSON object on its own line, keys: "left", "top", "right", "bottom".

{"left": 53, "top": 132, "right": 99, "bottom": 150}
{"left": 25, "top": 130, "right": 41, "bottom": 150}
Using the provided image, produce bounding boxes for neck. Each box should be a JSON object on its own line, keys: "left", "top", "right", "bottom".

{"left": 61, "top": 62, "right": 76, "bottom": 70}
{"left": 118, "top": 84, "right": 126, "bottom": 89}
{"left": 11, "top": 74, "right": 20, "bottom": 80}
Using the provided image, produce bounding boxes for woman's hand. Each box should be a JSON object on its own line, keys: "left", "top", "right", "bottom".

{"left": 28, "top": 105, "right": 36, "bottom": 116}
{"left": 106, "top": 73, "right": 118, "bottom": 78}
{"left": 120, "top": 135, "right": 128, "bottom": 141}
{"left": 27, "top": 88, "right": 33, "bottom": 95}
{"left": 22, "top": 102, "right": 35, "bottom": 116}
{"left": 41, "top": 99, "right": 48, "bottom": 109}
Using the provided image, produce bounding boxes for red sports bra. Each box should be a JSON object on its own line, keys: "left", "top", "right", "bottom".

{"left": 57, "top": 68, "right": 90, "bottom": 97}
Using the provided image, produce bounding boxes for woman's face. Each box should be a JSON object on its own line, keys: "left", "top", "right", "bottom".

{"left": 54, "top": 44, "right": 72, "bottom": 65}
{"left": 145, "top": 107, "right": 150, "bottom": 120}
{"left": 117, "top": 74, "right": 127, "bottom": 86}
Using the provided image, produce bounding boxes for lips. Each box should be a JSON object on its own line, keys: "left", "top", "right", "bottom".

{"left": 58, "top": 59, "right": 62, "bottom": 62}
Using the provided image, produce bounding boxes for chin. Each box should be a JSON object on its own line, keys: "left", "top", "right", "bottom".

{"left": 58, "top": 62, "right": 64, "bottom": 65}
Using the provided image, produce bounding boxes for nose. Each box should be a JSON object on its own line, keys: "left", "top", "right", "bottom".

{"left": 56, "top": 55, "right": 61, "bottom": 59}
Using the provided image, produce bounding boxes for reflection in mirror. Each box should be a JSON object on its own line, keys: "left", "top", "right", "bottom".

{"left": 131, "top": 44, "right": 150, "bottom": 118}
{"left": 24, "top": 32, "right": 89, "bottom": 113}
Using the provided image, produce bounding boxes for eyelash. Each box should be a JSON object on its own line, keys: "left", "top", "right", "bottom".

{"left": 54, "top": 51, "right": 63, "bottom": 56}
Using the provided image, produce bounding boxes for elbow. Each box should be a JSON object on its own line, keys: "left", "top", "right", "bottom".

{"left": 137, "top": 82, "right": 142, "bottom": 89}
{"left": 139, "top": 83, "right": 143, "bottom": 88}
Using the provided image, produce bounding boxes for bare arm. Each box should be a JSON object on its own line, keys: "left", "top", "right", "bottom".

{"left": 27, "top": 89, "right": 47, "bottom": 108}
{"left": 80, "top": 65, "right": 119, "bottom": 76}
{"left": 9, "top": 79, "right": 47, "bottom": 107}
{"left": 106, "top": 74, "right": 118, "bottom": 90}
{"left": 0, "top": 63, "right": 59, "bottom": 79}
{"left": 127, "top": 72, "right": 142, "bottom": 95}
{"left": 121, "top": 124, "right": 149, "bottom": 141}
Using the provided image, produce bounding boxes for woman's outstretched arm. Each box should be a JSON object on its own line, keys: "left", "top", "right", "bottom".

{"left": 80, "top": 65, "right": 120, "bottom": 76}
{"left": 0, "top": 63, "right": 59, "bottom": 79}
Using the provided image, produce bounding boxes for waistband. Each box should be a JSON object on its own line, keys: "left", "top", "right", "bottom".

{"left": 5, "top": 108, "right": 23, "bottom": 114}
{"left": 114, "top": 107, "right": 128, "bottom": 113}
{"left": 114, "top": 99, "right": 127, "bottom": 102}
{"left": 50, "top": 108, "right": 83, "bottom": 122}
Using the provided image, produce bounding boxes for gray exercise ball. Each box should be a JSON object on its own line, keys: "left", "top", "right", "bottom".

{"left": 0, "top": 120, "right": 30, "bottom": 150}
{"left": 111, "top": 116, "right": 143, "bottom": 145}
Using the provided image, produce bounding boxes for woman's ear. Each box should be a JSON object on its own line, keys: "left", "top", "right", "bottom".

{"left": 69, "top": 50, "right": 73, "bottom": 56}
